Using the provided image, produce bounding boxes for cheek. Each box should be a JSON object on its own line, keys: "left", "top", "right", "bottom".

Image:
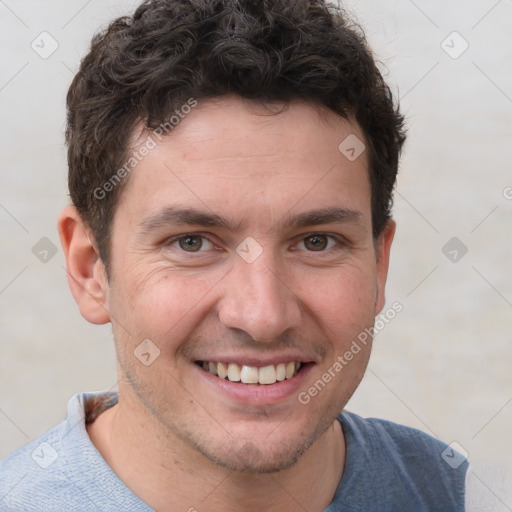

{"left": 110, "top": 266, "right": 224, "bottom": 347}
{"left": 298, "top": 261, "right": 377, "bottom": 332}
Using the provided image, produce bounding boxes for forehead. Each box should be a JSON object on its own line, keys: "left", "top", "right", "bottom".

{"left": 117, "top": 97, "right": 371, "bottom": 229}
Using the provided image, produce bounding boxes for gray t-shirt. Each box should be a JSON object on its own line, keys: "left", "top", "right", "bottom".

{"left": 0, "top": 392, "right": 467, "bottom": 511}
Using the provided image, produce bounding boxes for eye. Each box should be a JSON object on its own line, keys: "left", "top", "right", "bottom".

{"left": 297, "top": 234, "right": 337, "bottom": 252}
{"left": 172, "top": 234, "right": 214, "bottom": 252}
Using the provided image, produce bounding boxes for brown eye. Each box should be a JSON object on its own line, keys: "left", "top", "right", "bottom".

{"left": 178, "top": 235, "right": 203, "bottom": 252}
{"left": 303, "top": 234, "right": 329, "bottom": 251}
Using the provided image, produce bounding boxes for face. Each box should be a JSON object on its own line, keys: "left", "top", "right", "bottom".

{"left": 104, "top": 97, "right": 393, "bottom": 473}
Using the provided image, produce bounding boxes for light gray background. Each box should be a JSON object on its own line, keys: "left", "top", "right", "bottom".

{"left": 1, "top": 0, "right": 511, "bottom": 507}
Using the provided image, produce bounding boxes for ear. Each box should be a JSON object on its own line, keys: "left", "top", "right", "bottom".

{"left": 57, "top": 206, "right": 110, "bottom": 325}
{"left": 374, "top": 219, "right": 396, "bottom": 315}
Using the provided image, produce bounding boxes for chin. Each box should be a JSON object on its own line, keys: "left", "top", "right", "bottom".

{"left": 198, "top": 438, "right": 311, "bottom": 474}
{"left": 188, "top": 417, "right": 331, "bottom": 474}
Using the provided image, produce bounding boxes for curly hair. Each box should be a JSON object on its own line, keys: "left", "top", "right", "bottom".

{"left": 66, "top": 0, "right": 406, "bottom": 269}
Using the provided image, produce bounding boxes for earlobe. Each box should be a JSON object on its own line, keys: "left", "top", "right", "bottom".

{"left": 57, "top": 206, "right": 110, "bottom": 325}
{"left": 374, "top": 219, "right": 396, "bottom": 315}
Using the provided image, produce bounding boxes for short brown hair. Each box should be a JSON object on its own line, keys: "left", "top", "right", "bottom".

{"left": 66, "top": 0, "right": 405, "bottom": 269}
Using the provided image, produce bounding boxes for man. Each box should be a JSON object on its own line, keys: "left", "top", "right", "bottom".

{"left": 0, "top": 0, "right": 468, "bottom": 510}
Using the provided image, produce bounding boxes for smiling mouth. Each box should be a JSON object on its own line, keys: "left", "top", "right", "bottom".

{"left": 196, "top": 361, "right": 304, "bottom": 385}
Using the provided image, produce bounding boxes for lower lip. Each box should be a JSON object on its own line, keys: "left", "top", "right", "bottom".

{"left": 195, "top": 363, "right": 314, "bottom": 406}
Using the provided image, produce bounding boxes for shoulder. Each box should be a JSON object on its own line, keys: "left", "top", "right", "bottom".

{"left": 341, "top": 410, "right": 458, "bottom": 459}
{"left": 0, "top": 392, "right": 150, "bottom": 512}
{"left": 331, "top": 410, "right": 468, "bottom": 511}
{"left": 0, "top": 421, "right": 74, "bottom": 511}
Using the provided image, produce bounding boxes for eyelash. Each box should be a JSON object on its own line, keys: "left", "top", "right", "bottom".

{"left": 166, "top": 232, "right": 346, "bottom": 254}
{"left": 169, "top": 233, "right": 216, "bottom": 252}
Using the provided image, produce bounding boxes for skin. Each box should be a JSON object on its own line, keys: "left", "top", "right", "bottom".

{"left": 58, "top": 96, "right": 395, "bottom": 512}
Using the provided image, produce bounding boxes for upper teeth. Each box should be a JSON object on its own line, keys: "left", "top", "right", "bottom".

{"left": 201, "top": 361, "right": 301, "bottom": 385}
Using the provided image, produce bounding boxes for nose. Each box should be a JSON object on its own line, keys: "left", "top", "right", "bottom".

{"left": 218, "top": 256, "right": 302, "bottom": 343}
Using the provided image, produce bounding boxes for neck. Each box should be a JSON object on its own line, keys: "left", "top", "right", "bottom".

{"left": 87, "top": 391, "right": 346, "bottom": 512}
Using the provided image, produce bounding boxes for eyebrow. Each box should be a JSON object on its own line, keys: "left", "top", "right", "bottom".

{"left": 137, "top": 206, "right": 363, "bottom": 235}
{"left": 279, "top": 207, "right": 363, "bottom": 231}
{"left": 138, "top": 206, "right": 241, "bottom": 234}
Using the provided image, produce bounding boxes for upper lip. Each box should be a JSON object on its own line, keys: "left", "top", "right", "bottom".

{"left": 194, "top": 353, "right": 316, "bottom": 367}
